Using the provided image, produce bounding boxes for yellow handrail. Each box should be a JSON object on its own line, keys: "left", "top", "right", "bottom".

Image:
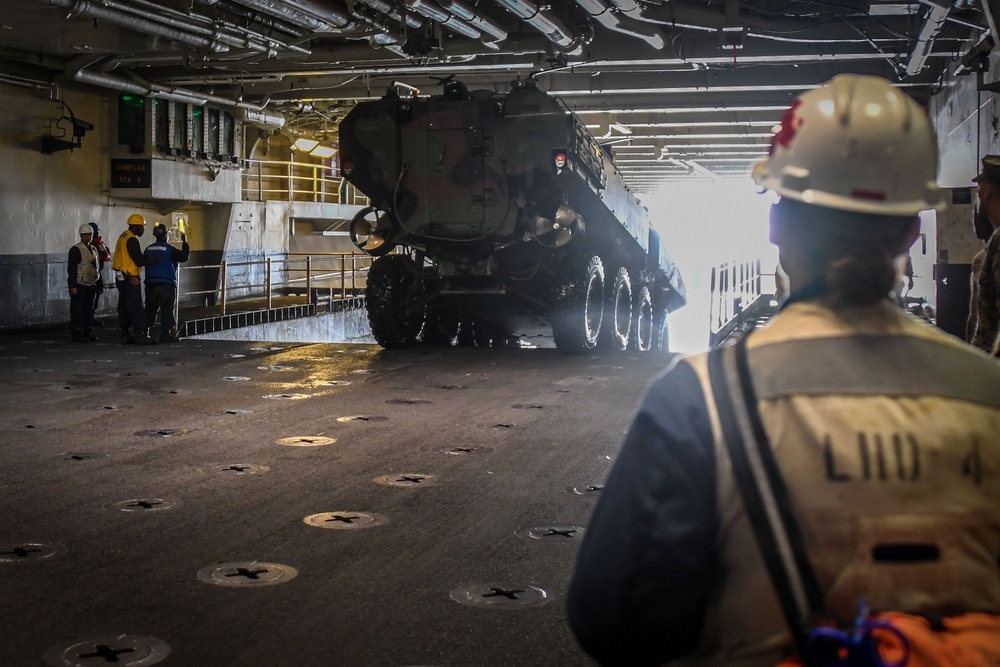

{"left": 241, "top": 158, "right": 368, "bottom": 204}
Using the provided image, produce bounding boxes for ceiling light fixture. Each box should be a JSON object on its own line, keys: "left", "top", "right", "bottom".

{"left": 309, "top": 145, "right": 336, "bottom": 158}
{"left": 293, "top": 138, "right": 319, "bottom": 152}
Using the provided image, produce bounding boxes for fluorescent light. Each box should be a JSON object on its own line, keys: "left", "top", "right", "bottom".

{"left": 294, "top": 138, "right": 319, "bottom": 152}
{"left": 309, "top": 145, "right": 337, "bottom": 158}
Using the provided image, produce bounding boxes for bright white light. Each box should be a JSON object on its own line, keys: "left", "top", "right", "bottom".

{"left": 641, "top": 180, "right": 778, "bottom": 354}
{"left": 294, "top": 138, "right": 320, "bottom": 152}
{"left": 309, "top": 145, "right": 337, "bottom": 158}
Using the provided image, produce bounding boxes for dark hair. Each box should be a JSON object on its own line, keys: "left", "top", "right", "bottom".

{"left": 774, "top": 199, "right": 916, "bottom": 307}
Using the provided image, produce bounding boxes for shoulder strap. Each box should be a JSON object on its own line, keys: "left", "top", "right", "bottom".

{"left": 706, "top": 334, "right": 826, "bottom": 655}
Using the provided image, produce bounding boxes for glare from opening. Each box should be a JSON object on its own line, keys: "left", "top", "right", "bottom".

{"left": 641, "top": 179, "right": 778, "bottom": 354}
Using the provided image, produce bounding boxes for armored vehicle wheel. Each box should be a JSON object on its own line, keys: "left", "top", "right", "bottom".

{"left": 601, "top": 267, "right": 632, "bottom": 351}
{"left": 630, "top": 286, "right": 653, "bottom": 352}
{"left": 365, "top": 255, "right": 425, "bottom": 348}
{"left": 552, "top": 255, "right": 605, "bottom": 354}
{"left": 652, "top": 307, "right": 670, "bottom": 351}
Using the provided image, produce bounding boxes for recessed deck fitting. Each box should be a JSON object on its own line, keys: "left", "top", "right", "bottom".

{"left": 107, "top": 499, "right": 177, "bottom": 512}
{"left": 449, "top": 582, "right": 551, "bottom": 609}
{"left": 566, "top": 484, "right": 604, "bottom": 496}
{"left": 275, "top": 436, "right": 336, "bottom": 447}
{"left": 133, "top": 428, "right": 188, "bottom": 438}
{"left": 44, "top": 634, "right": 170, "bottom": 666}
{"left": 215, "top": 464, "right": 269, "bottom": 474}
{"left": 516, "top": 525, "right": 585, "bottom": 541}
{"left": 197, "top": 561, "right": 297, "bottom": 587}
{"left": 303, "top": 512, "right": 388, "bottom": 529}
{"left": 373, "top": 473, "right": 438, "bottom": 487}
{"left": 0, "top": 543, "right": 56, "bottom": 563}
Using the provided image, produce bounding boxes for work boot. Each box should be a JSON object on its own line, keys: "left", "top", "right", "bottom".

{"left": 132, "top": 328, "right": 156, "bottom": 345}
{"left": 161, "top": 331, "right": 180, "bottom": 343}
{"left": 85, "top": 329, "right": 98, "bottom": 342}
{"left": 120, "top": 328, "right": 132, "bottom": 345}
{"left": 72, "top": 332, "right": 87, "bottom": 343}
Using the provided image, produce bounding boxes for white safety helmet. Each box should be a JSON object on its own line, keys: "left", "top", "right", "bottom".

{"left": 78, "top": 224, "right": 93, "bottom": 235}
{"left": 753, "top": 74, "right": 944, "bottom": 216}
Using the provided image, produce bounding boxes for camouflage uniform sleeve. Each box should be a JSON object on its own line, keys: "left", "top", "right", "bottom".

{"left": 972, "top": 231, "right": 1000, "bottom": 352}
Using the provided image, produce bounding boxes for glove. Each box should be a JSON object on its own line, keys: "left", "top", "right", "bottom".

{"left": 130, "top": 275, "right": 140, "bottom": 286}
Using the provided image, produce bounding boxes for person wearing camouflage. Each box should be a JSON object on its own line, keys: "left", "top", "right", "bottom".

{"left": 971, "top": 156, "right": 1000, "bottom": 356}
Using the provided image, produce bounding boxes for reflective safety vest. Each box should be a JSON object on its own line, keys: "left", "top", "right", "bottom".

{"left": 73, "top": 241, "right": 99, "bottom": 286}
{"left": 677, "top": 300, "right": 1000, "bottom": 667}
{"left": 111, "top": 230, "right": 140, "bottom": 277}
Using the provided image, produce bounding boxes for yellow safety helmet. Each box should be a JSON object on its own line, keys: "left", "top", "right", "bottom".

{"left": 127, "top": 213, "right": 146, "bottom": 226}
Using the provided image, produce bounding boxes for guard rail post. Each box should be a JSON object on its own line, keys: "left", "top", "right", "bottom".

{"left": 340, "top": 256, "right": 346, "bottom": 300}
{"left": 220, "top": 261, "right": 228, "bottom": 315}
{"left": 174, "top": 264, "right": 181, "bottom": 332}
{"left": 266, "top": 257, "right": 272, "bottom": 310}
{"left": 305, "top": 255, "right": 312, "bottom": 305}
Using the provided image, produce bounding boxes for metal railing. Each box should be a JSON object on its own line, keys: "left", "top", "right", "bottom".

{"left": 708, "top": 259, "right": 775, "bottom": 346}
{"left": 175, "top": 251, "right": 375, "bottom": 318}
{"left": 242, "top": 158, "right": 368, "bottom": 204}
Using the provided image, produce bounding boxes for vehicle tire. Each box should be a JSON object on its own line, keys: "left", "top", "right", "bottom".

{"left": 552, "top": 255, "right": 605, "bottom": 354}
{"left": 652, "top": 306, "right": 670, "bottom": 352}
{"left": 365, "top": 255, "right": 425, "bottom": 348}
{"left": 630, "top": 285, "right": 653, "bottom": 352}
{"left": 600, "top": 266, "right": 631, "bottom": 351}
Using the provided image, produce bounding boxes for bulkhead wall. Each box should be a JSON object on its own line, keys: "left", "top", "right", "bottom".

{"left": 0, "top": 86, "right": 293, "bottom": 329}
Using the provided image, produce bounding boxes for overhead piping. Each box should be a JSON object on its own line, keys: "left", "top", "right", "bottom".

{"left": 490, "top": 0, "right": 587, "bottom": 54}
{"left": 357, "top": 0, "right": 425, "bottom": 29}
{"left": 36, "top": 0, "right": 231, "bottom": 52}
{"left": 572, "top": 0, "right": 666, "bottom": 49}
{"left": 66, "top": 55, "right": 285, "bottom": 129}
{"left": 437, "top": 0, "right": 508, "bottom": 43}
{"left": 402, "top": 0, "right": 483, "bottom": 40}
{"left": 907, "top": 1, "right": 950, "bottom": 75}
{"left": 196, "top": 0, "right": 311, "bottom": 39}
{"left": 225, "top": 0, "right": 356, "bottom": 32}
{"left": 99, "top": 0, "right": 287, "bottom": 54}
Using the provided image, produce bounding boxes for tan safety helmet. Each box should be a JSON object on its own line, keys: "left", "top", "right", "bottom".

{"left": 127, "top": 213, "right": 146, "bottom": 226}
{"left": 753, "top": 74, "right": 944, "bottom": 216}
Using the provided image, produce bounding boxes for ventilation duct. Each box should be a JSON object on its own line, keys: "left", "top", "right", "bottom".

{"left": 573, "top": 0, "right": 666, "bottom": 49}
{"left": 491, "top": 0, "right": 587, "bottom": 54}
{"left": 67, "top": 56, "right": 285, "bottom": 129}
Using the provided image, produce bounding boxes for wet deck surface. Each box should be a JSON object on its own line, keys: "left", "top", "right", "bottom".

{"left": 0, "top": 329, "right": 678, "bottom": 667}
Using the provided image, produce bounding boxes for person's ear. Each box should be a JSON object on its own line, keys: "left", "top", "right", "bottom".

{"left": 980, "top": 181, "right": 994, "bottom": 202}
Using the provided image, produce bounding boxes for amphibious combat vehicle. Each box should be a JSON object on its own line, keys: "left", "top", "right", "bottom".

{"left": 339, "top": 78, "right": 686, "bottom": 353}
